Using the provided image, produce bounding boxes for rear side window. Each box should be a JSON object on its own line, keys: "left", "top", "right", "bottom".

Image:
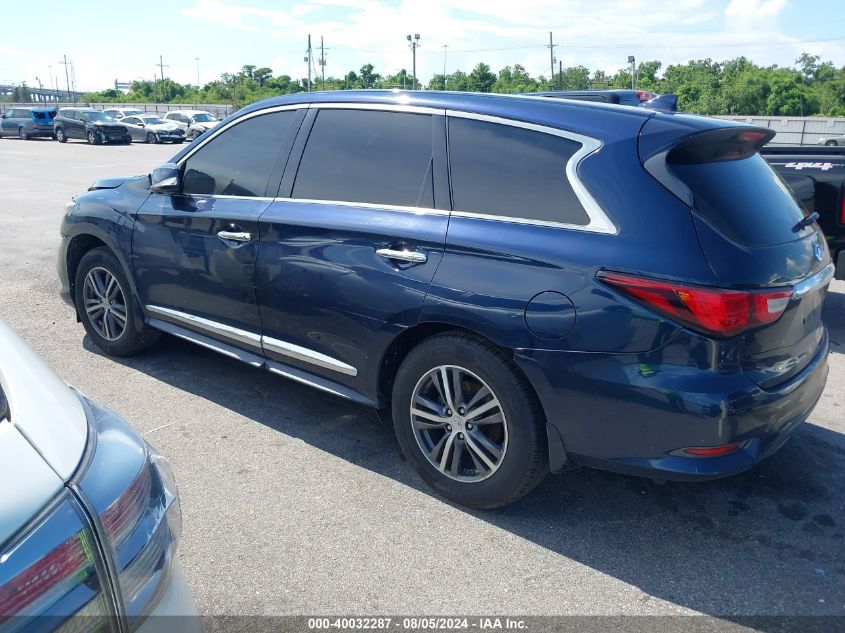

{"left": 292, "top": 109, "right": 434, "bottom": 208}
{"left": 448, "top": 117, "right": 589, "bottom": 225}
{"left": 670, "top": 154, "right": 807, "bottom": 246}
{"left": 182, "top": 110, "right": 300, "bottom": 197}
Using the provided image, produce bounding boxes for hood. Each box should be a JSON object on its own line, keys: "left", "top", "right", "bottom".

{"left": 149, "top": 122, "right": 181, "bottom": 132}
{"left": 0, "top": 321, "right": 88, "bottom": 544}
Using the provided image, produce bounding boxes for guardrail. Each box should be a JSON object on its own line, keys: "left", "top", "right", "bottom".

{"left": 0, "top": 102, "right": 236, "bottom": 119}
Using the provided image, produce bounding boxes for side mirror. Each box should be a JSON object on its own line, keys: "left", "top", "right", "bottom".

{"left": 150, "top": 163, "right": 180, "bottom": 194}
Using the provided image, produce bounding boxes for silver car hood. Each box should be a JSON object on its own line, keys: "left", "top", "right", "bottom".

{"left": 0, "top": 321, "right": 88, "bottom": 544}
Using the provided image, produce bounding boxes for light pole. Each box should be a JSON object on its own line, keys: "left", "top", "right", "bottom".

{"left": 628, "top": 55, "right": 636, "bottom": 90}
{"left": 442, "top": 44, "right": 448, "bottom": 90}
{"left": 406, "top": 34, "right": 420, "bottom": 90}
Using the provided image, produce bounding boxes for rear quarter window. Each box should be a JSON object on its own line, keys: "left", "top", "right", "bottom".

{"left": 670, "top": 154, "right": 808, "bottom": 246}
{"left": 447, "top": 117, "right": 589, "bottom": 225}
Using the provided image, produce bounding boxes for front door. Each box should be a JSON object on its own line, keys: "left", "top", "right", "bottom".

{"left": 256, "top": 107, "right": 450, "bottom": 399}
{"left": 132, "top": 108, "right": 306, "bottom": 351}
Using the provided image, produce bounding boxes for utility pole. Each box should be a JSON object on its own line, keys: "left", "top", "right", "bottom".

{"left": 60, "top": 55, "right": 71, "bottom": 103}
{"left": 195, "top": 57, "right": 201, "bottom": 87}
{"left": 442, "top": 44, "right": 448, "bottom": 90}
{"left": 628, "top": 55, "right": 636, "bottom": 90}
{"left": 318, "top": 36, "right": 327, "bottom": 89}
{"left": 406, "top": 34, "right": 420, "bottom": 90}
{"left": 558, "top": 60, "right": 562, "bottom": 89}
{"left": 548, "top": 32, "right": 557, "bottom": 90}
{"left": 304, "top": 34, "right": 312, "bottom": 92}
{"left": 70, "top": 62, "right": 77, "bottom": 103}
{"left": 157, "top": 56, "right": 169, "bottom": 102}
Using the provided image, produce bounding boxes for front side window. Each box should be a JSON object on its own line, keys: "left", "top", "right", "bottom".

{"left": 448, "top": 117, "right": 589, "bottom": 226}
{"left": 292, "top": 109, "right": 433, "bottom": 208}
{"left": 182, "top": 110, "right": 300, "bottom": 197}
{"left": 124, "top": 117, "right": 140, "bottom": 125}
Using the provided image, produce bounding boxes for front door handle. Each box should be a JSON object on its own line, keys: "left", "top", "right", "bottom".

{"left": 375, "top": 247, "right": 427, "bottom": 264}
{"left": 217, "top": 230, "right": 252, "bottom": 243}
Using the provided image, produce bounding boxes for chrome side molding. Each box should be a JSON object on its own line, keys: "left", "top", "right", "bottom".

{"left": 145, "top": 305, "right": 357, "bottom": 376}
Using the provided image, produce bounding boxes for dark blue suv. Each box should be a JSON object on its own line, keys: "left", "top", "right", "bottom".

{"left": 58, "top": 91, "right": 832, "bottom": 508}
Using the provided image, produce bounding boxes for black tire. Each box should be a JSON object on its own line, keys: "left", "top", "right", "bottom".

{"left": 146, "top": 132, "right": 157, "bottom": 144}
{"left": 825, "top": 140, "right": 838, "bottom": 146}
{"left": 87, "top": 130, "right": 99, "bottom": 145}
{"left": 74, "top": 247, "right": 160, "bottom": 356}
{"left": 51, "top": 133, "right": 57, "bottom": 140}
{"left": 175, "top": 139, "right": 184, "bottom": 144}
{"left": 391, "top": 332, "right": 548, "bottom": 508}
{"left": 19, "top": 127, "right": 30, "bottom": 140}
{"left": 56, "top": 128, "right": 67, "bottom": 143}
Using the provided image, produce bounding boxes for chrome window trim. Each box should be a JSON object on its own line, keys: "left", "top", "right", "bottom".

{"left": 145, "top": 305, "right": 358, "bottom": 376}
{"left": 793, "top": 262, "right": 835, "bottom": 298}
{"left": 262, "top": 335, "right": 358, "bottom": 376}
{"left": 175, "top": 99, "right": 615, "bottom": 233}
{"left": 445, "top": 109, "right": 616, "bottom": 235}
{"left": 272, "top": 196, "right": 449, "bottom": 217}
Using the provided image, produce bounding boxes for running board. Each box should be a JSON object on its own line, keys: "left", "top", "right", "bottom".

{"left": 147, "top": 319, "right": 374, "bottom": 407}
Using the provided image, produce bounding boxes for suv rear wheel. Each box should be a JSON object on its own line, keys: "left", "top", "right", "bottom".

{"left": 74, "top": 247, "right": 159, "bottom": 356}
{"left": 18, "top": 127, "right": 29, "bottom": 140}
{"left": 55, "top": 128, "right": 67, "bottom": 143}
{"left": 391, "top": 333, "right": 548, "bottom": 508}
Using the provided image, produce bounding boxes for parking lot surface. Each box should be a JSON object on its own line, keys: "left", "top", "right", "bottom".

{"left": 1, "top": 138, "right": 843, "bottom": 620}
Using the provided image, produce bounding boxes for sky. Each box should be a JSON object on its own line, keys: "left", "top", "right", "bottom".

{"left": 2, "top": 0, "right": 845, "bottom": 92}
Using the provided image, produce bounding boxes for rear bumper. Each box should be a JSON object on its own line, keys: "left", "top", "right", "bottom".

{"left": 137, "top": 564, "right": 204, "bottom": 633}
{"left": 516, "top": 330, "right": 829, "bottom": 481}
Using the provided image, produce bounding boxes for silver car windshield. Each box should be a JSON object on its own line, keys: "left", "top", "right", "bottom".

{"left": 192, "top": 113, "right": 216, "bottom": 122}
{"left": 140, "top": 117, "right": 166, "bottom": 125}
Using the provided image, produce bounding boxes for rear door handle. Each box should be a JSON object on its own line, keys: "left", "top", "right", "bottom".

{"left": 217, "top": 230, "right": 252, "bottom": 243}
{"left": 375, "top": 247, "right": 427, "bottom": 264}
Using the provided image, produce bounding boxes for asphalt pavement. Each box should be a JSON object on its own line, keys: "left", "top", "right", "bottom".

{"left": 0, "top": 138, "right": 842, "bottom": 622}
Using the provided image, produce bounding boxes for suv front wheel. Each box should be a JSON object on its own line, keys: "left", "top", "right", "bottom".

{"left": 391, "top": 333, "right": 549, "bottom": 508}
{"left": 87, "top": 130, "right": 99, "bottom": 145}
{"left": 74, "top": 247, "right": 159, "bottom": 356}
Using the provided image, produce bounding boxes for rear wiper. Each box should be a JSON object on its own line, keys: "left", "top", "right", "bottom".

{"left": 792, "top": 211, "right": 819, "bottom": 233}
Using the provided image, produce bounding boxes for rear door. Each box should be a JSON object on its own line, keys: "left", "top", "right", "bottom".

{"left": 655, "top": 128, "right": 832, "bottom": 387}
{"left": 132, "top": 107, "right": 306, "bottom": 351}
{"left": 255, "top": 106, "right": 449, "bottom": 397}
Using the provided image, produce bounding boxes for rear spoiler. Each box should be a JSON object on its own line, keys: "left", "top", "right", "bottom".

{"left": 640, "top": 124, "right": 776, "bottom": 207}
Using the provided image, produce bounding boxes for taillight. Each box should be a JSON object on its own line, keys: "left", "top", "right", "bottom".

{"left": 683, "top": 443, "right": 742, "bottom": 457}
{"left": 599, "top": 271, "right": 792, "bottom": 338}
{"left": 0, "top": 497, "right": 110, "bottom": 628}
{"left": 101, "top": 464, "right": 152, "bottom": 547}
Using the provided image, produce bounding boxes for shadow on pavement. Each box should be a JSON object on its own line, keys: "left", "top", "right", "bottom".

{"left": 85, "top": 325, "right": 845, "bottom": 626}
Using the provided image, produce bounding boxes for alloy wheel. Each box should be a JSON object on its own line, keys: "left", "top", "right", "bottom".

{"left": 410, "top": 365, "right": 508, "bottom": 482}
{"left": 82, "top": 267, "right": 128, "bottom": 341}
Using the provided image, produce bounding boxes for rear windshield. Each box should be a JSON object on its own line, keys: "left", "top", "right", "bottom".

{"left": 32, "top": 111, "right": 55, "bottom": 120}
{"left": 670, "top": 153, "right": 808, "bottom": 246}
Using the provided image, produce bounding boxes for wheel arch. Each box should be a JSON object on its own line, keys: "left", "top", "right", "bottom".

{"left": 377, "top": 321, "right": 568, "bottom": 472}
{"left": 65, "top": 230, "right": 146, "bottom": 332}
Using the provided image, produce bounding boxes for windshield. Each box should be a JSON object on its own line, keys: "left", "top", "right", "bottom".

{"left": 140, "top": 117, "right": 166, "bottom": 125}
{"left": 82, "top": 111, "right": 115, "bottom": 123}
{"left": 192, "top": 113, "right": 216, "bottom": 122}
{"left": 124, "top": 110, "right": 144, "bottom": 116}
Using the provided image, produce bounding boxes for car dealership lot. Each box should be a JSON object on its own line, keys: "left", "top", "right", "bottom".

{"left": 1, "top": 139, "right": 844, "bottom": 620}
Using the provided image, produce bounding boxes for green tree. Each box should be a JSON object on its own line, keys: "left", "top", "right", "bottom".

{"left": 468, "top": 63, "right": 496, "bottom": 92}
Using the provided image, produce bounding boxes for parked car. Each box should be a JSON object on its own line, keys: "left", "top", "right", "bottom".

{"left": 762, "top": 144, "right": 845, "bottom": 279}
{"left": 58, "top": 91, "right": 832, "bottom": 508}
{"left": 54, "top": 108, "right": 132, "bottom": 145}
{"left": 815, "top": 134, "right": 845, "bottom": 146}
{"left": 102, "top": 107, "right": 146, "bottom": 121}
{"left": 162, "top": 110, "right": 220, "bottom": 140}
{"left": 122, "top": 114, "right": 186, "bottom": 144}
{"left": 0, "top": 107, "right": 57, "bottom": 139}
{"left": 0, "top": 320, "right": 201, "bottom": 632}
